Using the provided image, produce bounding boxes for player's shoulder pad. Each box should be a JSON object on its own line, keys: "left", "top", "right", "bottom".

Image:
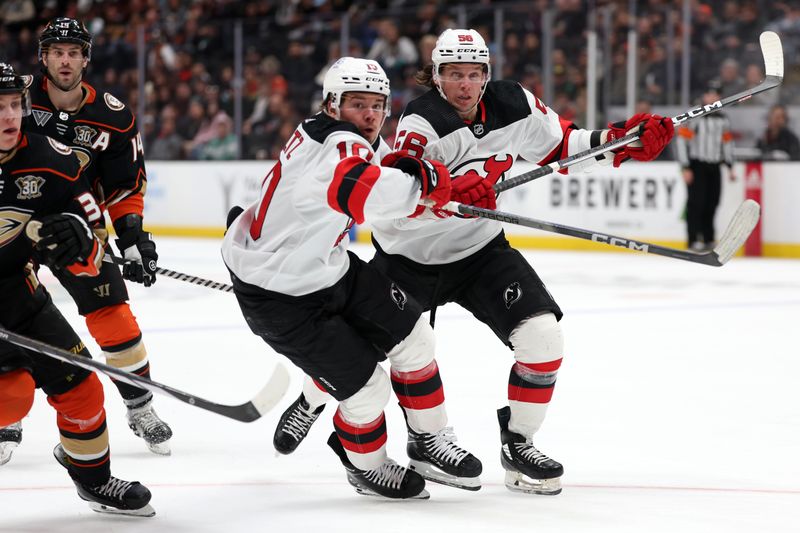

{"left": 403, "top": 89, "right": 466, "bottom": 138}
{"left": 482, "top": 81, "right": 532, "bottom": 127}
{"left": 21, "top": 132, "right": 83, "bottom": 180}
{"left": 83, "top": 84, "right": 136, "bottom": 131}
{"left": 302, "top": 112, "right": 363, "bottom": 144}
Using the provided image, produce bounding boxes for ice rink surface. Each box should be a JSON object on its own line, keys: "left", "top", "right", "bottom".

{"left": 2, "top": 237, "right": 798, "bottom": 533}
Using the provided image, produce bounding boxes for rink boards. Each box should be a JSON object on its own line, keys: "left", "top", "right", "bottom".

{"left": 141, "top": 160, "right": 800, "bottom": 258}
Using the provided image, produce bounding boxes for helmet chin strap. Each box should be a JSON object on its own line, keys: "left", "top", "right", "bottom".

{"left": 42, "top": 66, "right": 83, "bottom": 93}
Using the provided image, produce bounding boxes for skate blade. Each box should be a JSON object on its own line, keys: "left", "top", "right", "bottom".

{"left": 0, "top": 442, "right": 19, "bottom": 466}
{"left": 347, "top": 474, "right": 430, "bottom": 500}
{"left": 88, "top": 501, "right": 156, "bottom": 517}
{"left": 408, "top": 460, "right": 481, "bottom": 491}
{"left": 352, "top": 485, "right": 431, "bottom": 500}
{"left": 145, "top": 440, "right": 171, "bottom": 456}
{"left": 504, "top": 471, "right": 562, "bottom": 495}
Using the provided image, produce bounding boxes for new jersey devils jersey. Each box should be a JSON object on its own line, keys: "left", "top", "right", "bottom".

{"left": 23, "top": 75, "right": 146, "bottom": 222}
{"left": 0, "top": 133, "right": 99, "bottom": 278}
{"left": 372, "top": 81, "right": 603, "bottom": 264}
{"left": 222, "top": 113, "right": 420, "bottom": 296}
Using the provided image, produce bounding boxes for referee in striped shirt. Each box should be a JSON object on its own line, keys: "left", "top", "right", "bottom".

{"left": 675, "top": 85, "right": 735, "bottom": 251}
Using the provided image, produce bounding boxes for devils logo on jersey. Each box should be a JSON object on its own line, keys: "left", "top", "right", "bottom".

{"left": 451, "top": 154, "right": 513, "bottom": 187}
{"left": 390, "top": 282, "right": 407, "bottom": 310}
{"left": 503, "top": 281, "right": 522, "bottom": 309}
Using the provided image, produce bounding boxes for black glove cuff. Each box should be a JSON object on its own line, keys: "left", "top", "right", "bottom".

{"left": 113, "top": 214, "right": 144, "bottom": 248}
{"left": 390, "top": 157, "right": 426, "bottom": 188}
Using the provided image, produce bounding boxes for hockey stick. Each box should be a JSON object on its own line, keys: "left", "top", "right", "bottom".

{"left": 103, "top": 254, "right": 234, "bottom": 293}
{"left": 494, "top": 31, "right": 784, "bottom": 194}
{"left": 443, "top": 199, "right": 760, "bottom": 266}
{"left": 0, "top": 327, "right": 290, "bottom": 422}
{"left": 24, "top": 221, "right": 234, "bottom": 293}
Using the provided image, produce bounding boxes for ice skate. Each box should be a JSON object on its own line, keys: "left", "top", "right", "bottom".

{"left": 406, "top": 423, "right": 482, "bottom": 491}
{"left": 273, "top": 393, "right": 325, "bottom": 455}
{"left": 127, "top": 399, "right": 172, "bottom": 455}
{"left": 53, "top": 444, "right": 156, "bottom": 517}
{"left": 0, "top": 422, "right": 22, "bottom": 466}
{"left": 327, "top": 433, "right": 429, "bottom": 500}
{"left": 497, "top": 406, "right": 563, "bottom": 495}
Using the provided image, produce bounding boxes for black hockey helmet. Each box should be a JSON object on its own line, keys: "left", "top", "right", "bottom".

{"left": 0, "top": 63, "right": 32, "bottom": 117}
{"left": 39, "top": 17, "right": 93, "bottom": 60}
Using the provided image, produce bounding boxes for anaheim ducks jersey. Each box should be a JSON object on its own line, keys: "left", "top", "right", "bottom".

{"left": 222, "top": 112, "right": 420, "bottom": 296}
{"left": 372, "top": 81, "right": 604, "bottom": 265}
{"left": 23, "top": 75, "right": 146, "bottom": 223}
{"left": 0, "top": 133, "right": 99, "bottom": 278}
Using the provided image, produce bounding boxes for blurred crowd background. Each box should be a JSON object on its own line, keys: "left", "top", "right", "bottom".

{"left": 3, "top": 0, "right": 800, "bottom": 161}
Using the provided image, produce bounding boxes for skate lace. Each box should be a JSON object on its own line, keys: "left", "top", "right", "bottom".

{"left": 424, "top": 427, "right": 469, "bottom": 465}
{"left": 95, "top": 476, "right": 133, "bottom": 500}
{"left": 130, "top": 408, "right": 164, "bottom": 434}
{"left": 363, "top": 460, "right": 407, "bottom": 490}
{"left": 283, "top": 404, "right": 320, "bottom": 441}
{"left": 514, "top": 442, "right": 551, "bottom": 466}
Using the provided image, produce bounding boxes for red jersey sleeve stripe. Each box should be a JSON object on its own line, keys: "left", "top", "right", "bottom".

{"left": 537, "top": 118, "right": 576, "bottom": 168}
{"left": 328, "top": 156, "right": 380, "bottom": 224}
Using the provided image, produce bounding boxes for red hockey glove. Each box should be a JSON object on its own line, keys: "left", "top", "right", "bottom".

{"left": 607, "top": 113, "right": 675, "bottom": 167}
{"left": 450, "top": 174, "right": 497, "bottom": 211}
{"left": 382, "top": 150, "right": 452, "bottom": 210}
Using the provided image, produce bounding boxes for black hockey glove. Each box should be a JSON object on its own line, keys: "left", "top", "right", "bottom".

{"left": 114, "top": 214, "right": 158, "bottom": 287}
{"left": 35, "top": 213, "right": 96, "bottom": 269}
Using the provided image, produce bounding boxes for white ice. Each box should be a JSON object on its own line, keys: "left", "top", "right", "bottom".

{"left": 2, "top": 238, "right": 799, "bottom": 533}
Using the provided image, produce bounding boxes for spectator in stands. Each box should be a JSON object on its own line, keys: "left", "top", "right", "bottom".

{"left": 283, "top": 40, "right": 316, "bottom": 112}
{"left": 4, "top": 0, "right": 799, "bottom": 161}
{"left": 186, "top": 104, "right": 223, "bottom": 159}
{"left": 177, "top": 97, "right": 206, "bottom": 143}
{"left": 641, "top": 44, "right": 668, "bottom": 105}
{"left": 756, "top": 104, "right": 800, "bottom": 161}
{"left": 367, "top": 19, "right": 418, "bottom": 83}
{"left": 198, "top": 112, "right": 238, "bottom": 160}
{"left": 715, "top": 58, "right": 746, "bottom": 97}
{"left": 149, "top": 106, "right": 185, "bottom": 160}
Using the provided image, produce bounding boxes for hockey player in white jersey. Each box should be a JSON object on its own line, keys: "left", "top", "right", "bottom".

{"left": 222, "top": 57, "right": 483, "bottom": 499}
{"left": 372, "top": 28, "right": 674, "bottom": 495}
{"left": 273, "top": 30, "right": 675, "bottom": 495}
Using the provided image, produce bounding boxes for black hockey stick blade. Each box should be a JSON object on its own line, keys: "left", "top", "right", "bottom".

{"left": 444, "top": 199, "right": 760, "bottom": 267}
{"left": 0, "top": 327, "right": 290, "bottom": 422}
{"left": 494, "top": 31, "right": 784, "bottom": 194}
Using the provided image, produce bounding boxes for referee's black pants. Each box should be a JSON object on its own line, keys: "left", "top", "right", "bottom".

{"left": 686, "top": 160, "right": 722, "bottom": 245}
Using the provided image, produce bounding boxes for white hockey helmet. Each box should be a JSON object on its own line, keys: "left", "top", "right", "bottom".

{"left": 431, "top": 29, "right": 491, "bottom": 105}
{"left": 432, "top": 29, "right": 491, "bottom": 78}
{"left": 322, "top": 57, "right": 391, "bottom": 119}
